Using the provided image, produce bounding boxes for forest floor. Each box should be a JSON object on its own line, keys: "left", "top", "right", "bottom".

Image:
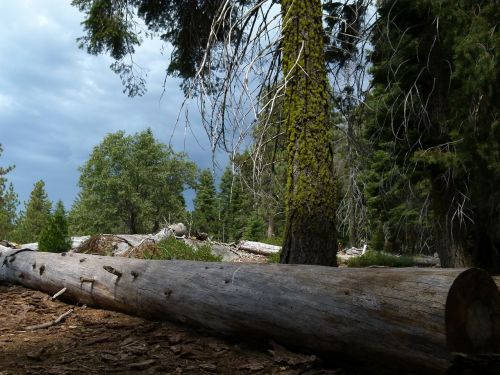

{"left": 0, "top": 284, "right": 351, "bottom": 375}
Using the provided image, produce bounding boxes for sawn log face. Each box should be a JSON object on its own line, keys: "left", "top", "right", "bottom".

{"left": 0, "top": 248, "right": 499, "bottom": 374}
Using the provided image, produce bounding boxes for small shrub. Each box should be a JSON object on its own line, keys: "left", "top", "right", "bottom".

{"left": 267, "top": 251, "right": 281, "bottom": 263}
{"left": 347, "top": 251, "right": 414, "bottom": 268}
{"left": 152, "top": 237, "right": 222, "bottom": 262}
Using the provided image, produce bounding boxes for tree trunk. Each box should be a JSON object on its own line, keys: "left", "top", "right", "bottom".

{"left": 1, "top": 248, "right": 499, "bottom": 374}
{"left": 279, "top": 0, "right": 337, "bottom": 266}
{"left": 266, "top": 214, "right": 275, "bottom": 238}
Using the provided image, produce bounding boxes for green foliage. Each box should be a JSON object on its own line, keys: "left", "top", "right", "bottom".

{"left": 260, "top": 236, "right": 283, "bottom": 246}
{"left": 366, "top": 0, "right": 500, "bottom": 270}
{"left": 218, "top": 166, "right": 253, "bottom": 242}
{"left": 39, "top": 201, "right": 72, "bottom": 253}
{"left": 347, "top": 251, "right": 414, "bottom": 268}
{"left": 267, "top": 251, "right": 281, "bottom": 264}
{"left": 192, "top": 169, "right": 218, "bottom": 236}
{"left": 11, "top": 180, "right": 51, "bottom": 244}
{"left": 239, "top": 84, "right": 287, "bottom": 239}
{"left": 150, "top": 237, "right": 221, "bottom": 262}
{"left": 242, "top": 214, "right": 266, "bottom": 241}
{"left": 70, "top": 129, "right": 196, "bottom": 235}
{"left": 72, "top": 0, "right": 247, "bottom": 95}
{"left": 0, "top": 145, "right": 18, "bottom": 240}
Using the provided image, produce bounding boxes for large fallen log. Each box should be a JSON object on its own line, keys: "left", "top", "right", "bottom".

{"left": 0, "top": 248, "right": 499, "bottom": 374}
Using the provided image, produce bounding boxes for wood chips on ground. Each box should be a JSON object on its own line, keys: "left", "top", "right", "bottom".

{"left": 0, "top": 284, "right": 346, "bottom": 375}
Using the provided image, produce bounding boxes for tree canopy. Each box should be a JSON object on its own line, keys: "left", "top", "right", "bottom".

{"left": 70, "top": 129, "right": 196, "bottom": 235}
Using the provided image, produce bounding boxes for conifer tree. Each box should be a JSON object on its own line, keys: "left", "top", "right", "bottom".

{"left": 39, "top": 200, "right": 72, "bottom": 252}
{"left": 367, "top": 0, "right": 499, "bottom": 270}
{"left": 193, "top": 169, "right": 218, "bottom": 237}
{"left": 0, "top": 145, "right": 18, "bottom": 240}
{"left": 12, "top": 180, "right": 52, "bottom": 244}
{"left": 279, "top": 0, "right": 337, "bottom": 265}
{"left": 218, "top": 166, "right": 252, "bottom": 242}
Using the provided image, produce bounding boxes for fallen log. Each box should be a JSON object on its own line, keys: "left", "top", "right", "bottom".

{"left": 238, "top": 240, "right": 281, "bottom": 255}
{"left": 0, "top": 248, "right": 499, "bottom": 374}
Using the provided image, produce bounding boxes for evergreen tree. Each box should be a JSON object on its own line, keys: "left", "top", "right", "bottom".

{"left": 218, "top": 166, "right": 252, "bottom": 242}
{"left": 236, "top": 84, "right": 287, "bottom": 240}
{"left": 39, "top": 200, "right": 72, "bottom": 252}
{"left": 367, "top": 0, "right": 499, "bottom": 270}
{"left": 192, "top": 169, "right": 218, "bottom": 236}
{"left": 12, "top": 180, "right": 52, "bottom": 243}
{"left": 0, "top": 145, "right": 18, "bottom": 240}
{"left": 70, "top": 129, "right": 196, "bottom": 235}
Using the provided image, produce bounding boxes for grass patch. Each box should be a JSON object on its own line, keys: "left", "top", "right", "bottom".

{"left": 260, "top": 237, "right": 283, "bottom": 246}
{"left": 146, "top": 237, "right": 222, "bottom": 262}
{"left": 347, "top": 251, "right": 414, "bottom": 268}
{"left": 267, "top": 251, "right": 281, "bottom": 263}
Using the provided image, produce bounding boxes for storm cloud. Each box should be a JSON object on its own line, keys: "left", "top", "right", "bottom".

{"left": 0, "top": 0, "right": 215, "bottom": 209}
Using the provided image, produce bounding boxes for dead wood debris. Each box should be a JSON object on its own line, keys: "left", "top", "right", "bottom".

{"left": 25, "top": 308, "right": 74, "bottom": 331}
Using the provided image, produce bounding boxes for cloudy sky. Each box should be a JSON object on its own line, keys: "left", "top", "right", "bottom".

{"left": 0, "top": 0, "right": 217, "bottom": 210}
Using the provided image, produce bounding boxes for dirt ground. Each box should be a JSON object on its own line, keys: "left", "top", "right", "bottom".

{"left": 0, "top": 284, "right": 347, "bottom": 375}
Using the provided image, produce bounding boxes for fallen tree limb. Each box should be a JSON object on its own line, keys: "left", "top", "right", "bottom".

{"left": 237, "top": 240, "right": 281, "bottom": 255}
{"left": 25, "top": 308, "right": 74, "bottom": 331}
{"left": 0, "top": 249, "right": 499, "bottom": 374}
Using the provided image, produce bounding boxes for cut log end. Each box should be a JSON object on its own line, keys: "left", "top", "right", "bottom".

{"left": 446, "top": 268, "right": 500, "bottom": 354}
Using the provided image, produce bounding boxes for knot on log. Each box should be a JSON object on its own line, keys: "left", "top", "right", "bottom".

{"left": 103, "top": 265, "right": 122, "bottom": 278}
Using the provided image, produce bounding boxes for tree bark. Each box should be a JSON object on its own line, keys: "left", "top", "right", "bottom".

{"left": 280, "top": 0, "right": 337, "bottom": 266}
{"left": 1, "top": 248, "right": 499, "bottom": 374}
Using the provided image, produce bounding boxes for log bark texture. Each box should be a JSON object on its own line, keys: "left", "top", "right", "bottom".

{"left": 0, "top": 248, "right": 499, "bottom": 374}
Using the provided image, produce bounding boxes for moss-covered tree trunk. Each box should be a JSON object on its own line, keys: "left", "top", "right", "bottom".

{"left": 279, "top": 0, "right": 337, "bottom": 266}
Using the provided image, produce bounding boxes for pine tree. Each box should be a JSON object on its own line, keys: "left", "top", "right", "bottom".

{"left": 367, "top": 0, "right": 499, "bottom": 270}
{"left": 11, "top": 180, "right": 52, "bottom": 244}
{"left": 0, "top": 145, "right": 18, "bottom": 240}
{"left": 218, "top": 166, "right": 253, "bottom": 242}
{"left": 0, "top": 183, "right": 19, "bottom": 240}
{"left": 193, "top": 169, "right": 218, "bottom": 237}
{"left": 39, "top": 200, "right": 72, "bottom": 252}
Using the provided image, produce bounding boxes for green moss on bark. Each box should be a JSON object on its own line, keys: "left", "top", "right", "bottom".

{"left": 279, "top": 0, "right": 337, "bottom": 265}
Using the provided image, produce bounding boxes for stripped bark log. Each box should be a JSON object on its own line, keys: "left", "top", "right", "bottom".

{"left": 0, "top": 248, "right": 499, "bottom": 374}
{"left": 237, "top": 240, "right": 281, "bottom": 255}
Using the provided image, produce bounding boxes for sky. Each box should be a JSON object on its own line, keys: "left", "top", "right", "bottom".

{"left": 0, "top": 0, "right": 218, "bottom": 210}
